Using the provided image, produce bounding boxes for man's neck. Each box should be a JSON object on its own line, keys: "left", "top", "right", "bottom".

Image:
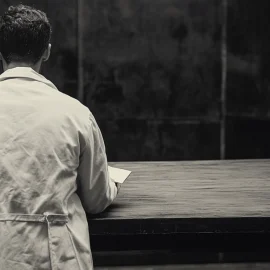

{"left": 4, "top": 61, "right": 41, "bottom": 73}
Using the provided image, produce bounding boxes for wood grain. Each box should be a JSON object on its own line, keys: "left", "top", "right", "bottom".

{"left": 92, "top": 159, "right": 270, "bottom": 219}
{"left": 88, "top": 160, "right": 270, "bottom": 265}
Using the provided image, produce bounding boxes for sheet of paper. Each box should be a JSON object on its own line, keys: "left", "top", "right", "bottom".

{"left": 108, "top": 166, "right": 131, "bottom": 184}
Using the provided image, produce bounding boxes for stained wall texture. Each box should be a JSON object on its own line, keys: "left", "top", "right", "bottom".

{"left": 1, "top": 0, "right": 270, "bottom": 161}
{"left": 226, "top": 0, "right": 270, "bottom": 159}
{"left": 83, "top": 0, "right": 221, "bottom": 161}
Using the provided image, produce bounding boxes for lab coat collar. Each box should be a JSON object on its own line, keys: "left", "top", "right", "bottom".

{"left": 0, "top": 67, "right": 58, "bottom": 90}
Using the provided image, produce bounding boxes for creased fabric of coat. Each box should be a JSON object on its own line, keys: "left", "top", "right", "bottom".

{"left": 0, "top": 67, "right": 117, "bottom": 270}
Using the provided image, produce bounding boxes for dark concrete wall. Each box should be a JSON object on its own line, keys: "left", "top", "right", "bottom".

{"left": 1, "top": 0, "right": 270, "bottom": 161}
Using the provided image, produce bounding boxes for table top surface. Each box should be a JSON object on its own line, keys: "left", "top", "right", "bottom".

{"left": 88, "top": 159, "right": 270, "bottom": 235}
{"left": 94, "top": 159, "right": 270, "bottom": 219}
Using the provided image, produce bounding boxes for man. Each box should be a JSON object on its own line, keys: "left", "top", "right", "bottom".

{"left": 0, "top": 4, "right": 119, "bottom": 270}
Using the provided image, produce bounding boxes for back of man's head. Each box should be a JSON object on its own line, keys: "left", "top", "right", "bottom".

{"left": 0, "top": 4, "right": 51, "bottom": 65}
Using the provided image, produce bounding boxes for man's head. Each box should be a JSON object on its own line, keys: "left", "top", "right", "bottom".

{"left": 0, "top": 4, "right": 52, "bottom": 72}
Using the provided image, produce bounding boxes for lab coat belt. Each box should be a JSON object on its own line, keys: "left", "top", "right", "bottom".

{"left": 0, "top": 212, "right": 68, "bottom": 223}
{"left": 0, "top": 212, "right": 69, "bottom": 270}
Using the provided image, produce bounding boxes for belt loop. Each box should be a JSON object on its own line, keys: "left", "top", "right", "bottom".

{"left": 44, "top": 212, "right": 50, "bottom": 224}
{"left": 43, "top": 212, "right": 57, "bottom": 270}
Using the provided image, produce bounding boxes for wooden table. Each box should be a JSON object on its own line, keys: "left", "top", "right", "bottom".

{"left": 87, "top": 159, "right": 270, "bottom": 267}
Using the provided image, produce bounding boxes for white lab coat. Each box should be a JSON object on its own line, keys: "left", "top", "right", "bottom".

{"left": 0, "top": 67, "right": 117, "bottom": 269}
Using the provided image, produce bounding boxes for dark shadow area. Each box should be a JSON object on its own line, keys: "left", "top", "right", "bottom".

{"left": 226, "top": 116, "right": 270, "bottom": 159}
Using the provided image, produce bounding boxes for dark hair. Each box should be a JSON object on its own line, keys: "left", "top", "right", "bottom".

{"left": 0, "top": 4, "right": 51, "bottom": 64}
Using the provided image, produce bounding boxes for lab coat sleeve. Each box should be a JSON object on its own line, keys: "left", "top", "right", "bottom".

{"left": 77, "top": 114, "right": 117, "bottom": 214}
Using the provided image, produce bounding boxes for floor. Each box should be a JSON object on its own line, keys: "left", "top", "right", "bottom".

{"left": 95, "top": 262, "right": 270, "bottom": 270}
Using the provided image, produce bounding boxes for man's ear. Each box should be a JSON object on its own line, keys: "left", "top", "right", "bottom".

{"left": 43, "top": 43, "right": 51, "bottom": 62}
{"left": 0, "top": 52, "right": 6, "bottom": 65}
{"left": 0, "top": 52, "right": 7, "bottom": 72}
